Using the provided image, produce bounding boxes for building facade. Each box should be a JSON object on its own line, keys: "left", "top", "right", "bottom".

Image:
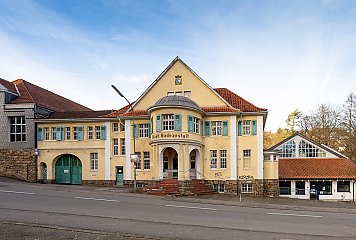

{"left": 36, "top": 57, "right": 278, "bottom": 195}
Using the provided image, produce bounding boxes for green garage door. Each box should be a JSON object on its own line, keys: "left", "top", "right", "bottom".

{"left": 55, "top": 155, "right": 82, "bottom": 184}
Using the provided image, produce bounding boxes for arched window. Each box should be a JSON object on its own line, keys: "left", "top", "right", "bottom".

{"left": 277, "top": 140, "right": 296, "bottom": 158}
{"left": 298, "top": 140, "right": 326, "bottom": 157}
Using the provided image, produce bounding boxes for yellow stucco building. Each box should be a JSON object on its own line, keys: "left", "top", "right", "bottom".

{"left": 36, "top": 57, "right": 278, "bottom": 195}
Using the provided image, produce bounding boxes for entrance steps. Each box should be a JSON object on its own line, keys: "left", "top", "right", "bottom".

{"left": 145, "top": 179, "right": 216, "bottom": 196}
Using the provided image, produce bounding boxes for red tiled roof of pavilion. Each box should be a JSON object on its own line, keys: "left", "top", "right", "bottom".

{"left": 214, "top": 88, "right": 267, "bottom": 112}
{"left": 279, "top": 158, "right": 356, "bottom": 179}
{"left": 10, "top": 79, "right": 92, "bottom": 112}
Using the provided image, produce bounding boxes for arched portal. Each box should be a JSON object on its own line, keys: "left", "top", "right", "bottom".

{"left": 55, "top": 154, "right": 82, "bottom": 184}
{"left": 162, "top": 147, "right": 178, "bottom": 179}
{"left": 189, "top": 149, "right": 197, "bottom": 179}
{"left": 40, "top": 162, "right": 47, "bottom": 184}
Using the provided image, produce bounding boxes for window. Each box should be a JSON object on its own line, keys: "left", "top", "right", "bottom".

{"left": 243, "top": 150, "right": 251, "bottom": 169}
{"left": 135, "top": 152, "right": 141, "bottom": 169}
{"left": 296, "top": 181, "right": 305, "bottom": 195}
{"left": 213, "top": 184, "right": 225, "bottom": 193}
{"left": 139, "top": 124, "right": 149, "bottom": 138}
{"left": 220, "top": 150, "right": 227, "bottom": 169}
{"left": 337, "top": 181, "right": 350, "bottom": 192}
{"left": 113, "top": 123, "right": 118, "bottom": 132}
{"left": 144, "top": 152, "right": 150, "bottom": 169}
{"left": 90, "top": 153, "right": 98, "bottom": 170}
{"left": 184, "top": 91, "right": 191, "bottom": 98}
{"left": 167, "top": 92, "right": 174, "bottom": 96}
{"left": 299, "top": 140, "right": 326, "bottom": 158}
{"left": 277, "top": 140, "right": 296, "bottom": 158}
{"left": 65, "top": 127, "right": 70, "bottom": 140}
{"left": 88, "top": 126, "right": 93, "bottom": 140}
{"left": 273, "top": 155, "right": 277, "bottom": 161}
{"left": 95, "top": 126, "right": 101, "bottom": 139}
{"left": 193, "top": 117, "right": 199, "bottom": 133}
{"left": 211, "top": 121, "right": 222, "bottom": 136}
{"left": 113, "top": 139, "right": 118, "bottom": 156}
{"left": 120, "top": 121, "right": 125, "bottom": 131}
{"left": 44, "top": 127, "right": 50, "bottom": 140}
{"left": 264, "top": 155, "right": 270, "bottom": 161}
{"left": 162, "top": 114, "right": 174, "bottom": 131}
{"left": 73, "top": 127, "right": 78, "bottom": 140}
{"left": 9, "top": 116, "right": 26, "bottom": 142}
{"left": 51, "top": 127, "right": 57, "bottom": 140}
{"left": 242, "top": 183, "right": 253, "bottom": 193}
{"left": 120, "top": 138, "right": 125, "bottom": 155}
{"left": 243, "top": 120, "right": 251, "bottom": 135}
{"left": 175, "top": 91, "right": 183, "bottom": 96}
{"left": 210, "top": 150, "right": 217, "bottom": 169}
{"left": 279, "top": 181, "right": 291, "bottom": 195}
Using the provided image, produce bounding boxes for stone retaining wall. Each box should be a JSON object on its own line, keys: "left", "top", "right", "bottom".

{"left": 0, "top": 149, "right": 37, "bottom": 182}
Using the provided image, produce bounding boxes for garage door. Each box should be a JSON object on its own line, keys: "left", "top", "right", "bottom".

{"left": 55, "top": 155, "right": 82, "bottom": 184}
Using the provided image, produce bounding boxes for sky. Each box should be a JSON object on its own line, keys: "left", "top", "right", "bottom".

{"left": 0, "top": 0, "right": 355, "bottom": 131}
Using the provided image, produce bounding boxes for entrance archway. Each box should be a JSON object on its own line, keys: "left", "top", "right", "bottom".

{"left": 189, "top": 150, "right": 197, "bottom": 179}
{"left": 40, "top": 162, "right": 47, "bottom": 184}
{"left": 55, "top": 155, "right": 82, "bottom": 184}
{"left": 162, "top": 147, "right": 178, "bottom": 179}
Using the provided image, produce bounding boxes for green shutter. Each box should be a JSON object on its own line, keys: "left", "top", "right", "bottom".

{"left": 174, "top": 114, "right": 181, "bottom": 131}
{"left": 56, "top": 126, "right": 64, "bottom": 141}
{"left": 149, "top": 117, "right": 153, "bottom": 137}
{"left": 78, "top": 127, "right": 84, "bottom": 140}
{"left": 204, "top": 121, "right": 210, "bottom": 136}
{"left": 188, "top": 115, "right": 193, "bottom": 132}
{"left": 238, "top": 120, "right": 242, "bottom": 136}
{"left": 222, "top": 121, "right": 228, "bottom": 136}
{"left": 132, "top": 124, "right": 138, "bottom": 138}
{"left": 100, "top": 126, "right": 106, "bottom": 140}
{"left": 252, "top": 120, "right": 257, "bottom": 135}
{"left": 156, "top": 115, "right": 161, "bottom": 132}
{"left": 200, "top": 120, "right": 203, "bottom": 135}
{"left": 37, "top": 127, "right": 43, "bottom": 141}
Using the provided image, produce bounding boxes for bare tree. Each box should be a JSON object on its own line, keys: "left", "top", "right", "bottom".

{"left": 340, "top": 93, "right": 356, "bottom": 160}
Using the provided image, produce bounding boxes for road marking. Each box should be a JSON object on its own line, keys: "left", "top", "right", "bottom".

{"left": 268, "top": 212, "right": 323, "bottom": 218}
{"left": 74, "top": 196, "right": 120, "bottom": 202}
{"left": 0, "top": 189, "right": 35, "bottom": 195}
{"left": 165, "top": 204, "right": 217, "bottom": 211}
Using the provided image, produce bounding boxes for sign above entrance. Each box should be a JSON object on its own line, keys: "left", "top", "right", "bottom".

{"left": 152, "top": 132, "right": 189, "bottom": 140}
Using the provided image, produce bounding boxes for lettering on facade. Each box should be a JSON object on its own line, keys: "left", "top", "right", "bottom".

{"left": 238, "top": 175, "right": 254, "bottom": 180}
{"left": 152, "top": 133, "right": 189, "bottom": 139}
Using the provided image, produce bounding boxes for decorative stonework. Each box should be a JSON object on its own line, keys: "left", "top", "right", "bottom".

{"left": 0, "top": 149, "right": 37, "bottom": 182}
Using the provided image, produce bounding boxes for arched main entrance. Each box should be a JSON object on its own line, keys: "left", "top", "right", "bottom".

{"left": 55, "top": 155, "right": 82, "bottom": 184}
{"left": 40, "top": 162, "right": 47, "bottom": 184}
{"left": 162, "top": 147, "right": 178, "bottom": 179}
{"left": 189, "top": 150, "right": 197, "bottom": 179}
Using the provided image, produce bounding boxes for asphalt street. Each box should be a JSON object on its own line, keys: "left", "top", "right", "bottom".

{"left": 0, "top": 177, "right": 355, "bottom": 240}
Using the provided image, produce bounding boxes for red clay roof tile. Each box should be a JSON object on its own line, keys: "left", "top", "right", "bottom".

{"left": 0, "top": 78, "right": 17, "bottom": 94}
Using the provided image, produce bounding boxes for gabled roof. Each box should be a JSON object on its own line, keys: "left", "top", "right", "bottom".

{"left": 214, "top": 88, "right": 267, "bottom": 112}
{"left": 279, "top": 158, "right": 356, "bottom": 179}
{"left": 9, "top": 79, "right": 92, "bottom": 112}
{"left": 131, "top": 56, "right": 233, "bottom": 110}
{"left": 0, "top": 78, "right": 18, "bottom": 94}
{"left": 267, "top": 132, "right": 345, "bottom": 158}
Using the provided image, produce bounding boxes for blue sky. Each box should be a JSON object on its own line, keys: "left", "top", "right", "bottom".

{"left": 0, "top": 0, "right": 355, "bottom": 131}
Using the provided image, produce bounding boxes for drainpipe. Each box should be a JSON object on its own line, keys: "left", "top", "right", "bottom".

{"left": 353, "top": 180, "right": 355, "bottom": 202}
{"left": 236, "top": 113, "right": 243, "bottom": 195}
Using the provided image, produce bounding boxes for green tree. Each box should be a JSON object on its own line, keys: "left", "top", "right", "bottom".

{"left": 286, "top": 109, "right": 302, "bottom": 132}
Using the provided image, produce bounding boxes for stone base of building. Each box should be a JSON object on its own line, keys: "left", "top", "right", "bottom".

{"left": 263, "top": 179, "right": 279, "bottom": 197}
{"left": 0, "top": 149, "right": 37, "bottom": 182}
{"left": 82, "top": 180, "right": 116, "bottom": 186}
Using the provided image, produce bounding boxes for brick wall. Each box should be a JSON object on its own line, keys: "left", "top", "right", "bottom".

{"left": 0, "top": 149, "right": 37, "bottom": 182}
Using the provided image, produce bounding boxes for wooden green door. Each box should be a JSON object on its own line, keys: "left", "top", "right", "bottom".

{"left": 116, "top": 166, "right": 124, "bottom": 186}
{"left": 71, "top": 157, "right": 82, "bottom": 184}
{"left": 55, "top": 155, "right": 82, "bottom": 184}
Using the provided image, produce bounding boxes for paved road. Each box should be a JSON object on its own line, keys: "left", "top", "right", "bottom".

{"left": 0, "top": 178, "right": 356, "bottom": 239}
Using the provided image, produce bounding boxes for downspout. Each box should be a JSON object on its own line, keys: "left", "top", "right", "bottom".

{"left": 353, "top": 180, "right": 355, "bottom": 202}
{"left": 236, "top": 112, "right": 243, "bottom": 195}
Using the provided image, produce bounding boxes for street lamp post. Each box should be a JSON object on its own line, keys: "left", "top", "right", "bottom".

{"left": 111, "top": 85, "right": 137, "bottom": 193}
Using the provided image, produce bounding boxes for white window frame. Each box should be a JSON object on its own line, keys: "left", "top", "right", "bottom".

{"left": 90, "top": 153, "right": 98, "bottom": 170}
{"left": 211, "top": 121, "right": 222, "bottom": 136}
{"left": 120, "top": 138, "right": 126, "bottom": 155}
{"left": 51, "top": 127, "right": 57, "bottom": 140}
{"left": 210, "top": 150, "right": 217, "bottom": 169}
{"left": 73, "top": 127, "right": 78, "bottom": 140}
{"left": 243, "top": 120, "right": 251, "bottom": 135}
{"left": 9, "top": 116, "right": 26, "bottom": 142}
{"left": 242, "top": 183, "right": 253, "bottom": 193}
{"left": 213, "top": 184, "right": 225, "bottom": 193}
{"left": 95, "top": 126, "right": 101, "bottom": 140}
{"left": 65, "top": 127, "right": 71, "bottom": 140}
{"left": 220, "top": 150, "right": 227, "bottom": 169}
{"left": 243, "top": 149, "right": 251, "bottom": 169}
{"left": 143, "top": 151, "right": 150, "bottom": 169}
{"left": 162, "top": 114, "right": 174, "bottom": 131}
{"left": 88, "top": 126, "right": 93, "bottom": 140}
{"left": 184, "top": 91, "right": 191, "bottom": 98}
{"left": 135, "top": 152, "right": 141, "bottom": 170}
{"left": 44, "top": 127, "right": 50, "bottom": 140}
{"left": 113, "top": 138, "right": 119, "bottom": 156}
{"left": 139, "top": 123, "right": 149, "bottom": 138}
{"left": 193, "top": 117, "right": 199, "bottom": 133}
{"left": 113, "top": 123, "right": 119, "bottom": 132}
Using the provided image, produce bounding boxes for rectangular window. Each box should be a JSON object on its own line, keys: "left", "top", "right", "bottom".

{"left": 211, "top": 121, "right": 222, "bottom": 136}
{"left": 279, "top": 181, "right": 291, "bottom": 195}
{"left": 184, "top": 91, "right": 191, "bottom": 98}
{"left": 113, "top": 138, "right": 118, "bottom": 156}
{"left": 88, "top": 126, "right": 93, "bottom": 140}
{"left": 210, "top": 150, "right": 217, "bottom": 169}
{"left": 144, "top": 151, "right": 150, "bottom": 169}
{"left": 213, "top": 184, "right": 225, "bottom": 193}
{"left": 120, "top": 121, "right": 125, "bottom": 131}
{"left": 120, "top": 138, "right": 126, "bottom": 155}
{"left": 193, "top": 117, "right": 199, "bottom": 133}
{"left": 337, "top": 181, "right": 350, "bottom": 192}
{"left": 175, "top": 91, "right": 183, "bottom": 96}
{"left": 167, "top": 92, "right": 174, "bottom": 96}
{"left": 51, "top": 127, "right": 57, "bottom": 140}
{"left": 9, "top": 116, "right": 26, "bottom": 142}
{"left": 139, "top": 123, "right": 149, "bottom": 138}
{"left": 113, "top": 123, "right": 118, "bottom": 132}
{"left": 44, "top": 127, "right": 49, "bottom": 140}
{"left": 73, "top": 127, "right": 78, "bottom": 140}
{"left": 243, "top": 120, "right": 251, "bottom": 135}
{"left": 95, "top": 126, "right": 101, "bottom": 139}
{"left": 242, "top": 183, "right": 253, "bottom": 193}
{"left": 65, "top": 127, "right": 70, "bottom": 140}
{"left": 243, "top": 150, "right": 251, "bottom": 169}
{"left": 135, "top": 152, "right": 141, "bottom": 170}
{"left": 296, "top": 181, "right": 306, "bottom": 195}
{"left": 90, "top": 153, "right": 98, "bottom": 170}
{"left": 220, "top": 150, "right": 227, "bottom": 169}
{"left": 264, "top": 155, "right": 270, "bottom": 161}
{"left": 162, "top": 114, "right": 174, "bottom": 131}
